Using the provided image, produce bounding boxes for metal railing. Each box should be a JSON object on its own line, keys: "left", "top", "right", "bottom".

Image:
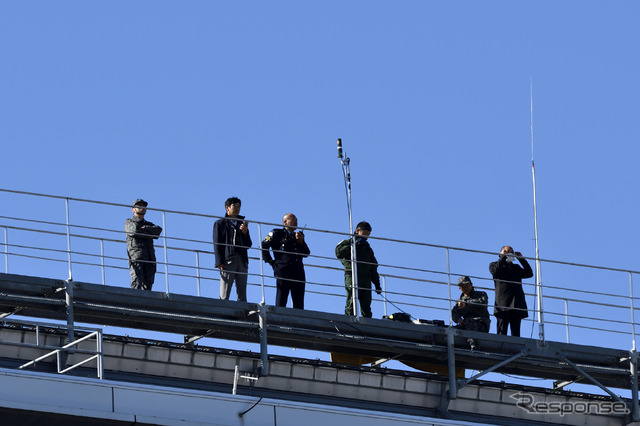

{"left": 0, "top": 318, "right": 104, "bottom": 379}
{"left": 0, "top": 188, "right": 637, "bottom": 352}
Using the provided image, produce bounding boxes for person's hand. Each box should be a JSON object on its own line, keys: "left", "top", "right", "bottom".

{"left": 295, "top": 231, "right": 304, "bottom": 243}
{"left": 240, "top": 222, "right": 249, "bottom": 235}
{"left": 457, "top": 301, "right": 466, "bottom": 309}
{"left": 514, "top": 251, "right": 523, "bottom": 258}
{"left": 375, "top": 285, "right": 382, "bottom": 295}
{"left": 456, "top": 319, "right": 464, "bottom": 326}
{"left": 218, "top": 265, "right": 226, "bottom": 271}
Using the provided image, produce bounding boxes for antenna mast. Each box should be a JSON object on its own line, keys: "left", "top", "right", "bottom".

{"left": 531, "top": 80, "right": 545, "bottom": 344}
{"left": 337, "top": 139, "right": 359, "bottom": 318}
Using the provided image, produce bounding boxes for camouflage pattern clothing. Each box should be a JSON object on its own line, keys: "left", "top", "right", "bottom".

{"left": 451, "top": 289, "right": 491, "bottom": 332}
{"left": 335, "top": 237, "right": 381, "bottom": 318}
{"left": 125, "top": 216, "right": 162, "bottom": 290}
{"left": 452, "top": 288, "right": 490, "bottom": 350}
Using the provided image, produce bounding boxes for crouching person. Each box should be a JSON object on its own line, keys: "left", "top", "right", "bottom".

{"left": 452, "top": 276, "right": 490, "bottom": 350}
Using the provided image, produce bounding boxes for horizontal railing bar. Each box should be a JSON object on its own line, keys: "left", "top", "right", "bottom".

{"left": 5, "top": 243, "right": 640, "bottom": 316}
{"left": 2, "top": 187, "right": 639, "bottom": 274}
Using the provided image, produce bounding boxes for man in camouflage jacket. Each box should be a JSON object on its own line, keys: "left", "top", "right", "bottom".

{"left": 452, "top": 276, "right": 490, "bottom": 350}
{"left": 335, "top": 221, "right": 381, "bottom": 318}
{"left": 125, "top": 199, "right": 163, "bottom": 290}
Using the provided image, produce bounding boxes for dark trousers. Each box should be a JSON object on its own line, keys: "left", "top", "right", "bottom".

{"left": 129, "top": 258, "right": 156, "bottom": 291}
{"left": 456, "top": 319, "right": 489, "bottom": 349}
{"left": 496, "top": 312, "right": 522, "bottom": 337}
{"left": 344, "top": 279, "right": 373, "bottom": 318}
{"left": 458, "top": 319, "right": 489, "bottom": 333}
{"left": 274, "top": 267, "right": 305, "bottom": 309}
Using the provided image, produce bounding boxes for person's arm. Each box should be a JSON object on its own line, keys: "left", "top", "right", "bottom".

{"left": 335, "top": 239, "right": 351, "bottom": 260}
{"left": 126, "top": 218, "right": 161, "bottom": 238}
{"left": 237, "top": 216, "right": 252, "bottom": 248}
{"left": 142, "top": 221, "right": 163, "bottom": 239}
{"left": 465, "top": 291, "right": 490, "bottom": 319}
{"left": 515, "top": 252, "right": 534, "bottom": 279}
{"left": 489, "top": 255, "right": 508, "bottom": 278}
{"left": 371, "top": 253, "right": 381, "bottom": 294}
{"left": 240, "top": 223, "right": 252, "bottom": 248}
{"left": 213, "top": 220, "right": 225, "bottom": 268}
{"left": 295, "top": 232, "right": 310, "bottom": 258}
{"left": 261, "top": 233, "right": 274, "bottom": 265}
{"left": 125, "top": 218, "right": 139, "bottom": 237}
{"left": 451, "top": 303, "right": 463, "bottom": 325}
{"left": 466, "top": 291, "right": 488, "bottom": 307}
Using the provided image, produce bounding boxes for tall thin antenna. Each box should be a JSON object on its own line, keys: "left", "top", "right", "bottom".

{"left": 531, "top": 79, "right": 545, "bottom": 344}
{"left": 337, "top": 139, "right": 359, "bottom": 318}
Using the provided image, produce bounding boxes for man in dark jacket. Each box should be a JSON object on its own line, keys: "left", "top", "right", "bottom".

{"left": 335, "top": 221, "right": 381, "bottom": 318}
{"left": 261, "top": 213, "right": 310, "bottom": 309}
{"left": 125, "top": 199, "right": 163, "bottom": 290}
{"left": 452, "top": 276, "right": 490, "bottom": 349}
{"left": 489, "top": 245, "right": 533, "bottom": 336}
{"left": 213, "top": 197, "right": 252, "bottom": 302}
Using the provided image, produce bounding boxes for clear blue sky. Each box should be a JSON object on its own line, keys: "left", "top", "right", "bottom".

{"left": 1, "top": 1, "right": 638, "bottom": 394}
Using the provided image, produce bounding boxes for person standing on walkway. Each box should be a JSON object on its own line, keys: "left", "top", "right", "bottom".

{"left": 213, "top": 197, "right": 252, "bottom": 302}
{"left": 125, "top": 199, "right": 163, "bottom": 290}
{"left": 261, "top": 213, "right": 310, "bottom": 309}
{"left": 335, "top": 221, "right": 381, "bottom": 318}
{"left": 489, "top": 245, "right": 533, "bottom": 336}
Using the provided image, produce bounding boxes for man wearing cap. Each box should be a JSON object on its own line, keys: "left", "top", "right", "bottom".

{"left": 261, "top": 213, "right": 310, "bottom": 309}
{"left": 335, "top": 221, "right": 381, "bottom": 318}
{"left": 125, "top": 199, "right": 163, "bottom": 290}
{"left": 452, "top": 276, "right": 490, "bottom": 350}
{"left": 213, "top": 197, "right": 252, "bottom": 302}
{"left": 489, "top": 246, "right": 533, "bottom": 337}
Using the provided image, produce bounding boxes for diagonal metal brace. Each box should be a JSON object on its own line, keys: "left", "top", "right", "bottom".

{"left": 0, "top": 307, "right": 23, "bottom": 318}
{"left": 457, "top": 348, "right": 528, "bottom": 390}
{"left": 184, "top": 329, "right": 216, "bottom": 344}
{"left": 553, "top": 375, "right": 584, "bottom": 390}
{"left": 560, "top": 356, "right": 625, "bottom": 405}
{"left": 371, "top": 354, "right": 402, "bottom": 367}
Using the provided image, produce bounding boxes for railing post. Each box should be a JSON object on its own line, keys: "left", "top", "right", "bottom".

{"left": 446, "top": 248, "right": 452, "bottom": 325}
{"left": 61, "top": 278, "right": 75, "bottom": 369}
{"left": 65, "top": 198, "right": 73, "bottom": 281}
{"left": 351, "top": 232, "right": 359, "bottom": 319}
{"left": 232, "top": 365, "right": 239, "bottom": 395}
{"left": 97, "top": 329, "right": 104, "bottom": 380}
{"left": 382, "top": 275, "right": 388, "bottom": 318}
{"left": 564, "top": 299, "right": 570, "bottom": 344}
{"left": 65, "top": 280, "right": 75, "bottom": 344}
{"left": 631, "top": 272, "right": 637, "bottom": 352}
{"left": 258, "top": 224, "right": 266, "bottom": 304}
{"left": 259, "top": 302, "right": 269, "bottom": 376}
{"left": 630, "top": 273, "right": 639, "bottom": 421}
{"left": 100, "top": 239, "right": 105, "bottom": 285}
{"left": 3, "top": 226, "right": 7, "bottom": 273}
{"left": 445, "top": 248, "right": 456, "bottom": 400}
{"left": 195, "top": 251, "right": 201, "bottom": 297}
{"left": 631, "top": 349, "right": 639, "bottom": 422}
{"left": 447, "top": 325, "right": 457, "bottom": 399}
{"left": 162, "top": 211, "right": 169, "bottom": 294}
